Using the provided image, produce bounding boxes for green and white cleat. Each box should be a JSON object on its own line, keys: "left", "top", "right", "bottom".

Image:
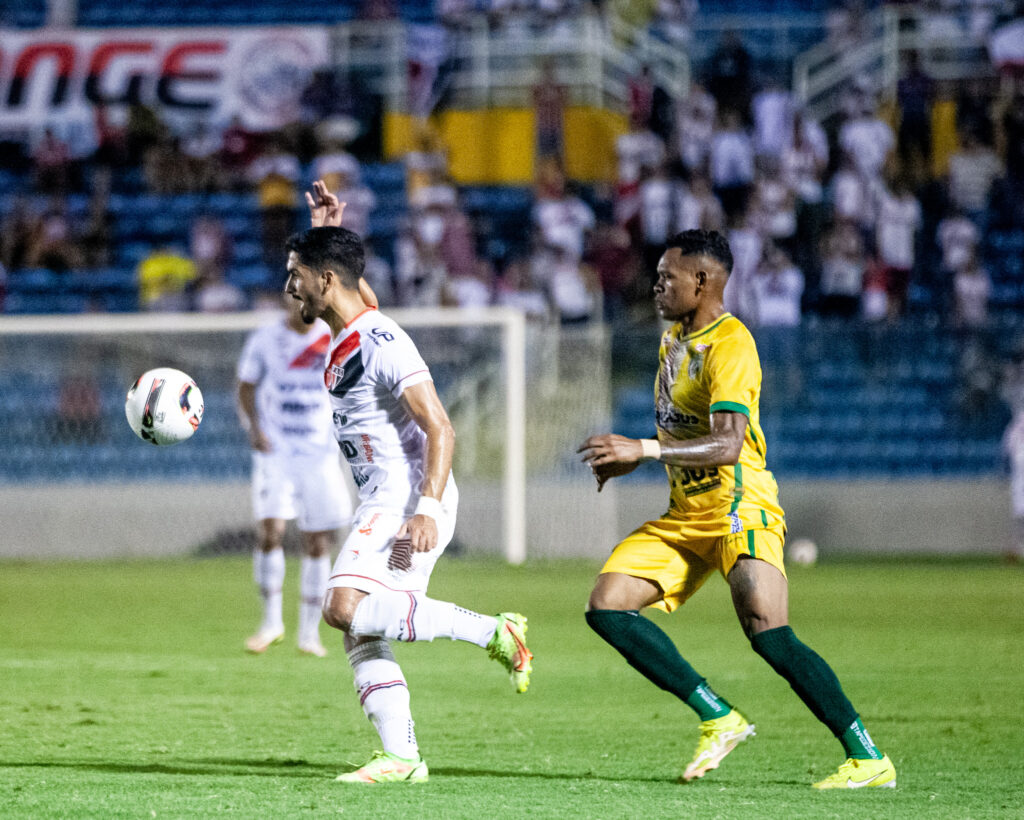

{"left": 335, "top": 751, "right": 428, "bottom": 784}
{"left": 486, "top": 612, "right": 533, "bottom": 693}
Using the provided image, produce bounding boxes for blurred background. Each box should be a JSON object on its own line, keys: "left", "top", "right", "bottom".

{"left": 1, "top": 0, "right": 1023, "bottom": 562}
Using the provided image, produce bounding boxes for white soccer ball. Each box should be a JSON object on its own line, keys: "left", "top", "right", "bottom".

{"left": 788, "top": 537, "right": 819, "bottom": 566}
{"left": 125, "top": 367, "right": 204, "bottom": 446}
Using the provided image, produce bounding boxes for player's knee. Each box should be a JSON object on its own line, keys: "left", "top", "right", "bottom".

{"left": 322, "top": 588, "right": 362, "bottom": 633}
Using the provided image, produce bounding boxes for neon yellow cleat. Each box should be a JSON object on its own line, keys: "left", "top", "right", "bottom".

{"left": 812, "top": 754, "right": 896, "bottom": 790}
{"left": 486, "top": 612, "right": 533, "bottom": 693}
{"left": 680, "top": 709, "right": 755, "bottom": 782}
{"left": 335, "top": 751, "right": 428, "bottom": 784}
{"left": 244, "top": 628, "right": 284, "bottom": 654}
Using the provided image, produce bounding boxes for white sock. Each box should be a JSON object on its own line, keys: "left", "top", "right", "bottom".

{"left": 348, "top": 640, "right": 418, "bottom": 759}
{"left": 349, "top": 590, "right": 497, "bottom": 647}
{"left": 253, "top": 547, "right": 285, "bottom": 634}
{"left": 298, "top": 554, "right": 330, "bottom": 646}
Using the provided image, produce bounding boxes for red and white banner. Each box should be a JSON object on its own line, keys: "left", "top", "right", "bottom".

{"left": 0, "top": 27, "right": 330, "bottom": 132}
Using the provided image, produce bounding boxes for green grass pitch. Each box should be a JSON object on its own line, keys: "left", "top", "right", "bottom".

{"left": 1, "top": 556, "right": 1022, "bottom": 818}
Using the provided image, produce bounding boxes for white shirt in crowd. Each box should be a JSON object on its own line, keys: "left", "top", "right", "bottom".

{"left": 639, "top": 175, "right": 681, "bottom": 244}
{"left": 831, "top": 167, "right": 873, "bottom": 227}
{"left": 954, "top": 267, "right": 991, "bottom": 328}
{"left": 615, "top": 129, "right": 665, "bottom": 185}
{"left": 709, "top": 128, "right": 755, "bottom": 188}
{"left": 675, "top": 87, "right": 717, "bottom": 171}
{"left": 876, "top": 189, "right": 922, "bottom": 270}
{"left": 839, "top": 115, "right": 894, "bottom": 179}
{"left": 752, "top": 88, "right": 795, "bottom": 159}
{"left": 533, "top": 194, "right": 596, "bottom": 260}
{"left": 237, "top": 316, "right": 337, "bottom": 458}
{"left": 938, "top": 216, "right": 979, "bottom": 273}
{"left": 751, "top": 264, "right": 805, "bottom": 327}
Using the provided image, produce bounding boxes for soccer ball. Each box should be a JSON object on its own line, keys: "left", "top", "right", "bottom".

{"left": 788, "top": 537, "right": 819, "bottom": 566}
{"left": 125, "top": 368, "right": 204, "bottom": 446}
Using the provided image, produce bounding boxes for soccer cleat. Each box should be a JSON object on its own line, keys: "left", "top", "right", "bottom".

{"left": 680, "top": 709, "right": 756, "bottom": 782}
{"left": 297, "top": 640, "right": 328, "bottom": 658}
{"left": 486, "top": 612, "right": 533, "bottom": 693}
{"left": 244, "top": 628, "right": 284, "bottom": 654}
{"left": 812, "top": 754, "right": 896, "bottom": 790}
{"left": 335, "top": 750, "right": 428, "bottom": 784}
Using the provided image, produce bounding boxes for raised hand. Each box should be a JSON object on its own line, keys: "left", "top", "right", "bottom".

{"left": 305, "top": 179, "right": 346, "bottom": 228}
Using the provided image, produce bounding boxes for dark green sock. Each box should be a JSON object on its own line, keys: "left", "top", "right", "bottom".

{"left": 751, "top": 626, "right": 880, "bottom": 758}
{"left": 585, "top": 609, "right": 732, "bottom": 721}
{"left": 840, "top": 718, "right": 883, "bottom": 760}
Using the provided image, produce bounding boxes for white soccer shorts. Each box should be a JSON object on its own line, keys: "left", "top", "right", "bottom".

{"left": 326, "top": 501, "right": 456, "bottom": 595}
{"left": 251, "top": 450, "right": 355, "bottom": 532}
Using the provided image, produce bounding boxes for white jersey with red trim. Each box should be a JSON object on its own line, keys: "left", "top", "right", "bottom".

{"left": 324, "top": 307, "right": 457, "bottom": 516}
{"left": 237, "top": 316, "right": 336, "bottom": 457}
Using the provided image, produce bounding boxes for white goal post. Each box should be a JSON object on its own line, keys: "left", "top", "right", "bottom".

{"left": 0, "top": 307, "right": 529, "bottom": 563}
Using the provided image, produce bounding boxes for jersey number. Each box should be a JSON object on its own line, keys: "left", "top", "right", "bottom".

{"left": 677, "top": 466, "right": 719, "bottom": 485}
{"left": 339, "top": 440, "right": 358, "bottom": 459}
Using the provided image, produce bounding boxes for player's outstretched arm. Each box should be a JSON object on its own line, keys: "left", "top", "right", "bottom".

{"left": 578, "top": 434, "right": 643, "bottom": 492}
{"left": 397, "top": 380, "right": 455, "bottom": 553}
{"left": 657, "top": 411, "right": 746, "bottom": 467}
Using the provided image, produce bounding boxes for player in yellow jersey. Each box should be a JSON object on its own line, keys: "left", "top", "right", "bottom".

{"left": 578, "top": 230, "right": 895, "bottom": 790}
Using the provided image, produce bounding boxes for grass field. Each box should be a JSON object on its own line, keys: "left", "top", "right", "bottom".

{"left": 1, "top": 556, "right": 1022, "bottom": 819}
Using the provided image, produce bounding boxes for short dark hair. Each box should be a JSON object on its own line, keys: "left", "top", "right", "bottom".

{"left": 665, "top": 229, "right": 733, "bottom": 276}
{"left": 285, "top": 227, "right": 365, "bottom": 289}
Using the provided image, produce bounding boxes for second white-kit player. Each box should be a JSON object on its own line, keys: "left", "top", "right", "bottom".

{"left": 237, "top": 294, "right": 357, "bottom": 657}
{"left": 283, "top": 224, "right": 533, "bottom": 785}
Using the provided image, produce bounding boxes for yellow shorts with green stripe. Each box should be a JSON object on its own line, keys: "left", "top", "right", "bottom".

{"left": 600, "top": 517, "right": 787, "bottom": 613}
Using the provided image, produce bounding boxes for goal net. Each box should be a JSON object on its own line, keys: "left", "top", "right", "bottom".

{"left": 0, "top": 309, "right": 614, "bottom": 562}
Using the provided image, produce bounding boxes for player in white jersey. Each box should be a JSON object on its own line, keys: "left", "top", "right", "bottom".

{"left": 237, "top": 294, "right": 357, "bottom": 657}
{"left": 283, "top": 213, "right": 533, "bottom": 785}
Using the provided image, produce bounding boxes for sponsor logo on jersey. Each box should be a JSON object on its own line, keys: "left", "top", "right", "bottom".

{"left": 358, "top": 513, "right": 381, "bottom": 535}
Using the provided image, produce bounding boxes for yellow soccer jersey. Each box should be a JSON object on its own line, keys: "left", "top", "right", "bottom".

{"left": 653, "top": 313, "right": 785, "bottom": 532}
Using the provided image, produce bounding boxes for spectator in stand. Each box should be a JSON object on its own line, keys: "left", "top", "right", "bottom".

{"left": 439, "top": 198, "right": 478, "bottom": 280}
{"left": 125, "top": 103, "right": 166, "bottom": 168}
{"left": 875, "top": 176, "right": 922, "bottom": 319}
{"left": 405, "top": 127, "right": 449, "bottom": 201}
{"left": 1000, "top": 79, "right": 1024, "bottom": 183}
{"left": 628, "top": 65, "right": 655, "bottom": 133}
{"left": 831, "top": 154, "right": 874, "bottom": 235}
{"left": 137, "top": 246, "right": 197, "bottom": 312}
{"left": 443, "top": 258, "right": 494, "bottom": 309}
{"left": 724, "top": 208, "right": 762, "bottom": 325}
{"left": 652, "top": 0, "right": 698, "bottom": 47}
{"left": 194, "top": 268, "right": 246, "bottom": 313}
{"left": 709, "top": 108, "right": 754, "bottom": 222}
{"left": 533, "top": 239, "right": 600, "bottom": 325}
{"left": 676, "top": 172, "right": 725, "bottom": 234}
{"left": 79, "top": 185, "right": 113, "bottom": 269}
{"left": 819, "top": 220, "right": 867, "bottom": 318}
{"left": 706, "top": 31, "right": 752, "bottom": 119}
{"left": 190, "top": 213, "right": 233, "bottom": 282}
{"left": 937, "top": 206, "right": 980, "bottom": 279}
{"left": 32, "top": 127, "right": 72, "bottom": 195}
{"left": 92, "top": 105, "right": 129, "bottom": 183}
{"left": 839, "top": 97, "right": 895, "bottom": 184}
{"left": 826, "top": 0, "right": 868, "bottom": 52}
{"left": 249, "top": 138, "right": 301, "bottom": 269}
{"left": 34, "top": 200, "right": 82, "bottom": 274}
{"left": 495, "top": 256, "right": 551, "bottom": 320}
{"left": 180, "top": 121, "right": 222, "bottom": 192}
{"left": 947, "top": 129, "right": 1003, "bottom": 222}
{"left": 1, "top": 198, "right": 42, "bottom": 273}
{"left": 395, "top": 206, "right": 449, "bottom": 307}
{"left": 952, "top": 251, "right": 991, "bottom": 331}
{"left": 614, "top": 113, "right": 665, "bottom": 228}
{"left": 221, "top": 115, "right": 261, "bottom": 191}
{"left": 638, "top": 164, "right": 683, "bottom": 276}
{"left": 584, "top": 221, "right": 642, "bottom": 321}
{"left": 675, "top": 81, "right": 717, "bottom": 175}
{"left": 897, "top": 51, "right": 934, "bottom": 181}
{"left": 144, "top": 135, "right": 186, "bottom": 194}
{"left": 750, "top": 157, "right": 797, "bottom": 257}
{"left": 749, "top": 243, "right": 804, "bottom": 404}
{"left": 751, "top": 77, "right": 795, "bottom": 163}
{"left": 533, "top": 165, "right": 595, "bottom": 263}
{"left": 783, "top": 109, "right": 829, "bottom": 285}
{"left": 532, "top": 58, "right": 567, "bottom": 163}
{"left": 956, "top": 77, "right": 994, "bottom": 145}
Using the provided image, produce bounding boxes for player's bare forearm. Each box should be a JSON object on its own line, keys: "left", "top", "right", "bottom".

{"left": 398, "top": 381, "right": 456, "bottom": 551}
{"left": 237, "top": 382, "right": 271, "bottom": 452}
{"left": 659, "top": 412, "right": 746, "bottom": 467}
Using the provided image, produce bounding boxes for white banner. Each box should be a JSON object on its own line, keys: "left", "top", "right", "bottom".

{"left": 0, "top": 27, "right": 330, "bottom": 133}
